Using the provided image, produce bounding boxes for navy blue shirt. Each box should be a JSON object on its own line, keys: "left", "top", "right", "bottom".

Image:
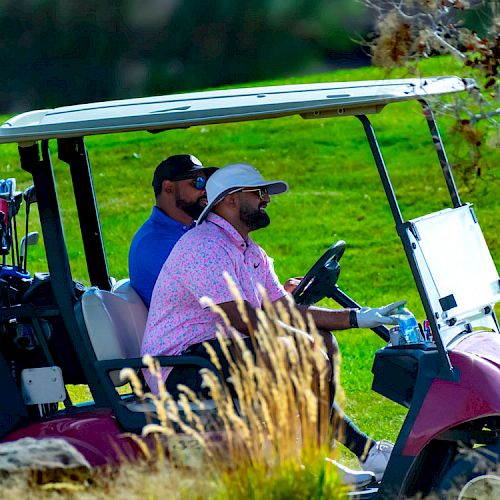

{"left": 129, "top": 207, "right": 191, "bottom": 307}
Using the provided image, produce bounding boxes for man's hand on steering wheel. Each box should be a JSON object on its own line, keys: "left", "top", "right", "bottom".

{"left": 284, "top": 276, "right": 303, "bottom": 294}
{"left": 290, "top": 241, "right": 406, "bottom": 332}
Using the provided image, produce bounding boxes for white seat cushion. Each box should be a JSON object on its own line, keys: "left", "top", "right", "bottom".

{"left": 81, "top": 280, "right": 148, "bottom": 385}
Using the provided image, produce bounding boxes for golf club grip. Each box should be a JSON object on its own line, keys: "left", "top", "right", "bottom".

{"left": 329, "top": 286, "right": 390, "bottom": 341}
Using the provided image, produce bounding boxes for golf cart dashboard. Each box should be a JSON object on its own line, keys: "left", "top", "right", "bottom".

{"left": 372, "top": 345, "right": 441, "bottom": 408}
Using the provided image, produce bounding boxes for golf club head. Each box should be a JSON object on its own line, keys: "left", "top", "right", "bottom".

{"left": 20, "top": 231, "right": 39, "bottom": 258}
{"left": 12, "top": 191, "right": 23, "bottom": 216}
{"left": 23, "top": 185, "right": 37, "bottom": 205}
{"left": 0, "top": 179, "right": 23, "bottom": 215}
{"left": 0, "top": 219, "right": 11, "bottom": 255}
{"left": 6, "top": 178, "right": 16, "bottom": 197}
{"left": 0, "top": 179, "right": 10, "bottom": 200}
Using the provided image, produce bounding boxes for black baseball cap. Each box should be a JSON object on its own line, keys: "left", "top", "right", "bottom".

{"left": 152, "top": 154, "right": 218, "bottom": 195}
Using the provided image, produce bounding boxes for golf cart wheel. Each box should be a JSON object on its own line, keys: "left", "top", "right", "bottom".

{"left": 435, "top": 443, "right": 500, "bottom": 499}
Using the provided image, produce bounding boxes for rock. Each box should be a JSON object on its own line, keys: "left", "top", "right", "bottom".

{"left": 0, "top": 437, "right": 90, "bottom": 471}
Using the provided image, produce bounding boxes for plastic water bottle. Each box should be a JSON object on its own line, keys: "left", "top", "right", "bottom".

{"left": 389, "top": 325, "right": 404, "bottom": 346}
{"left": 395, "top": 306, "right": 424, "bottom": 344}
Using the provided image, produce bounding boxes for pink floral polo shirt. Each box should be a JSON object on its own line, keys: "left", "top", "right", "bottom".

{"left": 141, "top": 212, "right": 287, "bottom": 384}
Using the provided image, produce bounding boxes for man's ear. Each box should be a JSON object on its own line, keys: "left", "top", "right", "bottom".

{"left": 222, "top": 193, "right": 238, "bottom": 208}
{"left": 214, "top": 194, "right": 238, "bottom": 217}
{"left": 162, "top": 179, "right": 174, "bottom": 193}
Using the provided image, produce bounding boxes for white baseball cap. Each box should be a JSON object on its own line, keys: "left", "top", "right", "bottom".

{"left": 196, "top": 163, "right": 288, "bottom": 224}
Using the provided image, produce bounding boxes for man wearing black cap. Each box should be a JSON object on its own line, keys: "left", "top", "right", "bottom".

{"left": 128, "top": 154, "right": 217, "bottom": 307}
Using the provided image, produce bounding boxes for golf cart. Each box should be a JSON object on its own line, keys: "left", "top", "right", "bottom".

{"left": 0, "top": 77, "right": 498, "bottom": 498}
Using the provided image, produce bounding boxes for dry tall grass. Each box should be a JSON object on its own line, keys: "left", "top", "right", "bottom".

{"left": 120, "top": 273, "right": 346, "bottom": 498}
{"left": 1, "top": 274, "right": 347, "bottom": 498}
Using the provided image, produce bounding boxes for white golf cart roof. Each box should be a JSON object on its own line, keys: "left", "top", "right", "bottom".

{"left": 0, "top": 76, "right": 471, "bottom": 144}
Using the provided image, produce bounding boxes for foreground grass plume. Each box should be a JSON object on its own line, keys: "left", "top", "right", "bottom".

{"left": 117, "top": 272, "right": 347, "bottom": 498}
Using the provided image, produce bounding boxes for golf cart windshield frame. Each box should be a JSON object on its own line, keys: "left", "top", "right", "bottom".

{"left": 3, "top": 76, "right": 497, "bottom": 409}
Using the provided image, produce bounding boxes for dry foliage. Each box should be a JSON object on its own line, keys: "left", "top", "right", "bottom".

{"left": 362, "top": 0, "right": 499, "bottom": 189}
{"left": 118, "top": 272, "right": 345, "bottom": 498}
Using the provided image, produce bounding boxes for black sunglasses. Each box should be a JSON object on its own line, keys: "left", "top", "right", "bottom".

{"left": 172, "top": 173, "right": 207, "bottom": 190}
{"left": 191, "top": 176, "right": 206, "bottom": 190}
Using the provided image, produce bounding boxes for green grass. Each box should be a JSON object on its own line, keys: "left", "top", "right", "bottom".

{"left": 0, "top": 56, "right": 498, "bottom": 454}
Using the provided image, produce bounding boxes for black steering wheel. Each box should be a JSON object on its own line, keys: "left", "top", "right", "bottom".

{"left": 292, "top": 240, "right": 346, "bottom": 306}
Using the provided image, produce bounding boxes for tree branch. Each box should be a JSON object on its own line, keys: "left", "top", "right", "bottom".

{"left": 428, "top": 31, "right": 467, "bottom": 60}
{"left": 471, "top": 108, "right": 500, "bottom": 125}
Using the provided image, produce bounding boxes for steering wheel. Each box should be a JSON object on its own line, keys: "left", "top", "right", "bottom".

{"left": 292, "top": 240, "right": 346, "bottom": 306}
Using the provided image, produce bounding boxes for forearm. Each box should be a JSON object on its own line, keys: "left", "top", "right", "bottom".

{"left": 219, "top": 298, "right": 356, "bottom": 334}
{"left": 299, "top": 305, "right": 353, "bottom": 331}
{"left": 274, "top": 296, "right": 354, "bottom": 331}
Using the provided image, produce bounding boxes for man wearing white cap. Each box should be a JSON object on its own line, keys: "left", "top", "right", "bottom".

{"left": 143, "top": 163, "right": 400, "bottom": 485}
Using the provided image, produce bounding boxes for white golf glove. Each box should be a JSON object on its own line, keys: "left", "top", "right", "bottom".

{"left": 355, "top": 300, "right": 406, "bottom": 329}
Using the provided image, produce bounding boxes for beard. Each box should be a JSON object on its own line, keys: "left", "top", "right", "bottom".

{"left": 176, "top": 194, "right": 206, "bottom": 219}
{"left": 239, "top": 202, "right": 270, "bottom": 231}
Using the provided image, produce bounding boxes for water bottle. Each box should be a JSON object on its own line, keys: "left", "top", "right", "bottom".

{"left": 389, "top": 325, "right": 404, "bottom": 346}
{"left": 395, "top": 306, "right": 424, "bottom": 344}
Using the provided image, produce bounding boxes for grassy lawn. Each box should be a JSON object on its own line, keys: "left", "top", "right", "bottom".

{"left": 0, "top": 56, "right": 498, "bottom": 457}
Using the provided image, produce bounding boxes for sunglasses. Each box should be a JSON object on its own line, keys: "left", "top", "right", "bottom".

{"left": 240, "top": 187, "right": 269, "bottom": 200}
{"left": 189, "top": 176, "right": 206, "bottom": 190}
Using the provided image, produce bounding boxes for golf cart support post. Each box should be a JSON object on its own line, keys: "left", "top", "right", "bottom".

{"left": 358, "top": 107, "right": 457, "bottom": 380}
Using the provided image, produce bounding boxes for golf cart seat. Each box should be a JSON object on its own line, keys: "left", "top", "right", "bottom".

{"left": 81, "top": 279, "right": 219, "bottom": 419}
{"left": 111, "top": 277, "right": 142, "bottom": 298}
{"left": 81, "top": 280, "right": 148, "bottom": 386}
